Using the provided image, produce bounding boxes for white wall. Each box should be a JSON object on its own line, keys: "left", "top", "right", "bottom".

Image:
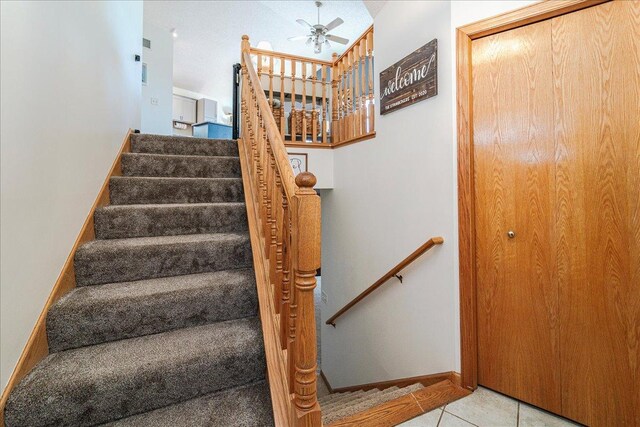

{"left": 0, "top": 1, "right": 142, "bottom": 390}
{"left": 320, "top": 0, "right": 537, "bottom": 388}
{"left": 141, "top": 20, "right": 173, "bottom": 134}
{"left": 285, "top": 147, "right": 334, "bottom": 190}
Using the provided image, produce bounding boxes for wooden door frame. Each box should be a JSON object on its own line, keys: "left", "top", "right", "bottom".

{"left": 456, "top": 0, "right": 610, "bottom": 391}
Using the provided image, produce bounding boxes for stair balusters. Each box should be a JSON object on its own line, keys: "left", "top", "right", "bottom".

{"left": 247, "top": 25, "right": 374, "bottom": 147}
{"left": 241, "top": 35, "right": 321, "bottom": 427}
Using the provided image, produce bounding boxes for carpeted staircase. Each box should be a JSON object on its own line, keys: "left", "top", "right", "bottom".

{"left": 320, "top": 383, "right": 425, "bottom": 425}
{"left": 4, "top": 134, "right": 274, "bottom": 427}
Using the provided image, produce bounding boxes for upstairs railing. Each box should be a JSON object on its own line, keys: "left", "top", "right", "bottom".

{"left": 332, "top": 25, "right": 375, "bottom": 146}
{"left": 240, "top": 35, "right": 322, "bottom": 426}
{"left": 247, "top": 25, "right": 375, "bottom": 148}
{"left": 326, "top": 237, "right": 444, "bottom": 326}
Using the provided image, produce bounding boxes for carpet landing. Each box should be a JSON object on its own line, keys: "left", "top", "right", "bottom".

{"left": 4, "top": 134, "right": 274, "bottom": 427}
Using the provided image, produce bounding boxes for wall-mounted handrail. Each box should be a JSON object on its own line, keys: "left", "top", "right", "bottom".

{"left": 326, "top": 237, "right": 444, "bottom": 326}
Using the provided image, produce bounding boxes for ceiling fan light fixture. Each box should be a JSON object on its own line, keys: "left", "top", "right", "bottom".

{"left": 288, "top": 0, "right": 346, "bottom": 55}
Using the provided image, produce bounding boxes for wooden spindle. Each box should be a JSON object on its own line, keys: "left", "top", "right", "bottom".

{"left": 301, "top": 62, "right": 307, "bottom": 143}
{"left": 331, "top": 53, "right": 339, "bottom": 144}
{"left": 276, "top": 182, "right": 287, "bottom": 345}
{"left": 280, "top": 57, "right": 286, "bottom": 139}
{"left": 338, "top": 59, "right": 344, "bottom": 143}
{"left": 359, "top": 39, "right": 367, "bottom": 135}
{"left": 311, "top": 63, "right": 318, "bottom": 144}
{"left": 291, "top": 172, "right": 321, "bottom": 424}
{"left": 367, "top": 30, "right": 374, "bottom": 134}
{"left": 321, "top": 64, "right": 328, "bottom": 144}
{"left": 291, "top": 60, "right": 297, "bottom": 142}
{"left": 353, "top": 47, "right": 361, "bottom": 138}
{"left": 340, "top": 57, "right": 347, "bottom": 143}
{"left": 268, "top": 55, "right": 274, "bottom": 112}
{"left": 267, "top": 144, "right": 278, "bottom": 309}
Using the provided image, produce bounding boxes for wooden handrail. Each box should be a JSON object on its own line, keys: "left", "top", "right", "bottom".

{"left": 326, "top": 237, "right": 444, "bottom": 326}
{"left": 334, "top": 24, "right": 373, "bottom": 64}
{"left": 240, "top": 35, "right": 321, "bottom": 427}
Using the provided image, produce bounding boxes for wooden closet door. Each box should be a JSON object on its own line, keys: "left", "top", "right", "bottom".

{"left": 553, "top": 2, "right": 640, "bottom": 426}
{"left": 473, "top": 21, "right": 561, "bottom": 412}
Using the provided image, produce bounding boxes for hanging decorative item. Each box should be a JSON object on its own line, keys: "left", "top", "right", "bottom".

{"left": 379, "top": 39, "right": 438, "bottom": 115}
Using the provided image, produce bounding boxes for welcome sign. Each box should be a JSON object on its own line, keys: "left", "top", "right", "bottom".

{"left": 379, "top": 39, "right": 438, "bottom": 115}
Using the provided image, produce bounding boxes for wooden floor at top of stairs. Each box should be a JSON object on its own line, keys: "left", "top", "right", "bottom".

{"left": 326, "top": 379, "right": 471, "bottom": 427}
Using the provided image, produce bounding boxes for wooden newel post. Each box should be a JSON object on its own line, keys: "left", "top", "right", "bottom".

{"left": 291, "top": 172, "right": 321, "bottom": 426}
{"left": 241, "top": 34, "right": 250, "bottom": 54}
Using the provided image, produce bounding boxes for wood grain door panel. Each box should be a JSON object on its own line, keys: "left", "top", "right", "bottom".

{"left": 552, "top": 2, "right": 640, "bottom": 425}
{"left": 472, "top": 20, "right": 561, "bottom": 413}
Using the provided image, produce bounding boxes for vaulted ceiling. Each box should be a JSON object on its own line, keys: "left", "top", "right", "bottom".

{"left": 144, "top": 0, "right": 374, "bottom": 112}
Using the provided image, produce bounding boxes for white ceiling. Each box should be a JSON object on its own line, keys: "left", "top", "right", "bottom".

{"left": 144, "top": 0, "right": 373, "bottom": 112}
{"left": 363, "top": 0, "right": 387, "bottom": 18}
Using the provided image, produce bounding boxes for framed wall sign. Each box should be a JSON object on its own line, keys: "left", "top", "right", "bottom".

{"left": 288, "top": 152, "right": 308, "bottom": 177}
{"left": 379, "top": 39, "right": 438, "bottom": 115}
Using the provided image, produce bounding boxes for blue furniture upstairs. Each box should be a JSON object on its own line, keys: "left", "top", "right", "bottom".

{"left": 192, "top": 121, "right": 232, "bottom": 139}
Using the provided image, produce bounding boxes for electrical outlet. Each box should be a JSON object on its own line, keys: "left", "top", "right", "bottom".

{"left": 321, "top": 291, "right": 328, "bottom": 305}
{"left": 151, "top": 97, "right": 159, "bottom": 105}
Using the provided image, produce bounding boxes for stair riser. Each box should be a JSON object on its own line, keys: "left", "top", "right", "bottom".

{"left": 74, "top": 236, "right": 252, "bottom": 286}
{"left": 109, "top": 177, "right": 244, "bottom": 205}
{"left": 5, "top": 320, "right": 266, "bottom": 427}
{"left": 121, "top": 153, "right": 241, "bottom": 178}
{"left": 94, "top": 204, "right": 248, "bottom": 239}
{"left": 47, "top": 272, "right": 258, "bottom": 352}
{"left": 131, "top": 135, "right": 238, "bottom": 157}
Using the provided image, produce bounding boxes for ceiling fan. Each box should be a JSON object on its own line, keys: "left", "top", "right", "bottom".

{"left": 288, "top": 1, "right": 349, "bottom": 54}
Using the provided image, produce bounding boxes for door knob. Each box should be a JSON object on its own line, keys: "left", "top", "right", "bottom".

{"left": 507, "top": 230, "right": 516, "bottom": 239}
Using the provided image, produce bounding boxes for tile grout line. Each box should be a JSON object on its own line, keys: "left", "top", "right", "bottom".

{"left": 435, "top": 407, "right": 445, "bottom": 427}
{"left": 517, "top": 402, "right": 520, "bottom": 427}
{"left": 443, "top": 410, "right": 480, "bottom": 427}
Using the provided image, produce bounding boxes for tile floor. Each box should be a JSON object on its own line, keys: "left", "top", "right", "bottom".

{"left": 399, "top": 387, "right": 581, "bottom": 427}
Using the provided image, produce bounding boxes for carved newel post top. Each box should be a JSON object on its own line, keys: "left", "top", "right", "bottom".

{"left": 241, "top": 35, "right": 250, "bottom": 54}
{"left": 295, "top": 172, "right": 317, "bottom": 189}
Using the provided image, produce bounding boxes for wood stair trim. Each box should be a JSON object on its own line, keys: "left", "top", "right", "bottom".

{"left": 326, "top": 380, "right": 471, "bottom": 427}
{"left": 0, "top": 129, "right": 133, "bottom": 427}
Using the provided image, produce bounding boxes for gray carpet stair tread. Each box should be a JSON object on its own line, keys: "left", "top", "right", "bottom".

{"left": 321, "top": 388, "right": 380, "bottom": 412}
{"left": 105, "top": 381, "right": 274, "bottom": 427}
{"left": 323, "top": 388, "right": 388, "bottom": 414}
{"left": 109, "top": 176, "right": 244, "bottom": 205}
{"left": 47, "top": 269, "right": 258, "bottom": 352}
{"left": 121, "top": 152, "right": 241, "bottom": 178}
{"left": 323, "top": 384, "right": 424, "bottom": 425}
{"left": 94, "top": 203, "right": 247, "bottom": 239}
{"left": 74, "top": 232, "right": 251, "bottom": 286}
{"left": 319, "top": 391, "right": 352, "bottom": 406}
{"left": 131, "top": 134, "right": 238, "bottom": 157}
{"left": 5, "top": 318, "right": 266, "bottom": 427}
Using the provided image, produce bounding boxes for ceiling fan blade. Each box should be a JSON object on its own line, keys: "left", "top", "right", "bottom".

{"left": 326, "top": 34, "right": 349, "bottom": 45}
{"left": 324, "top": 17, "right": 344, "bottom": 31}
{"left": 296, "top": 19, "right": 313, "bottom": 28}
{"left": 288, "top": 35, "right": 309, "bottom": 42}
